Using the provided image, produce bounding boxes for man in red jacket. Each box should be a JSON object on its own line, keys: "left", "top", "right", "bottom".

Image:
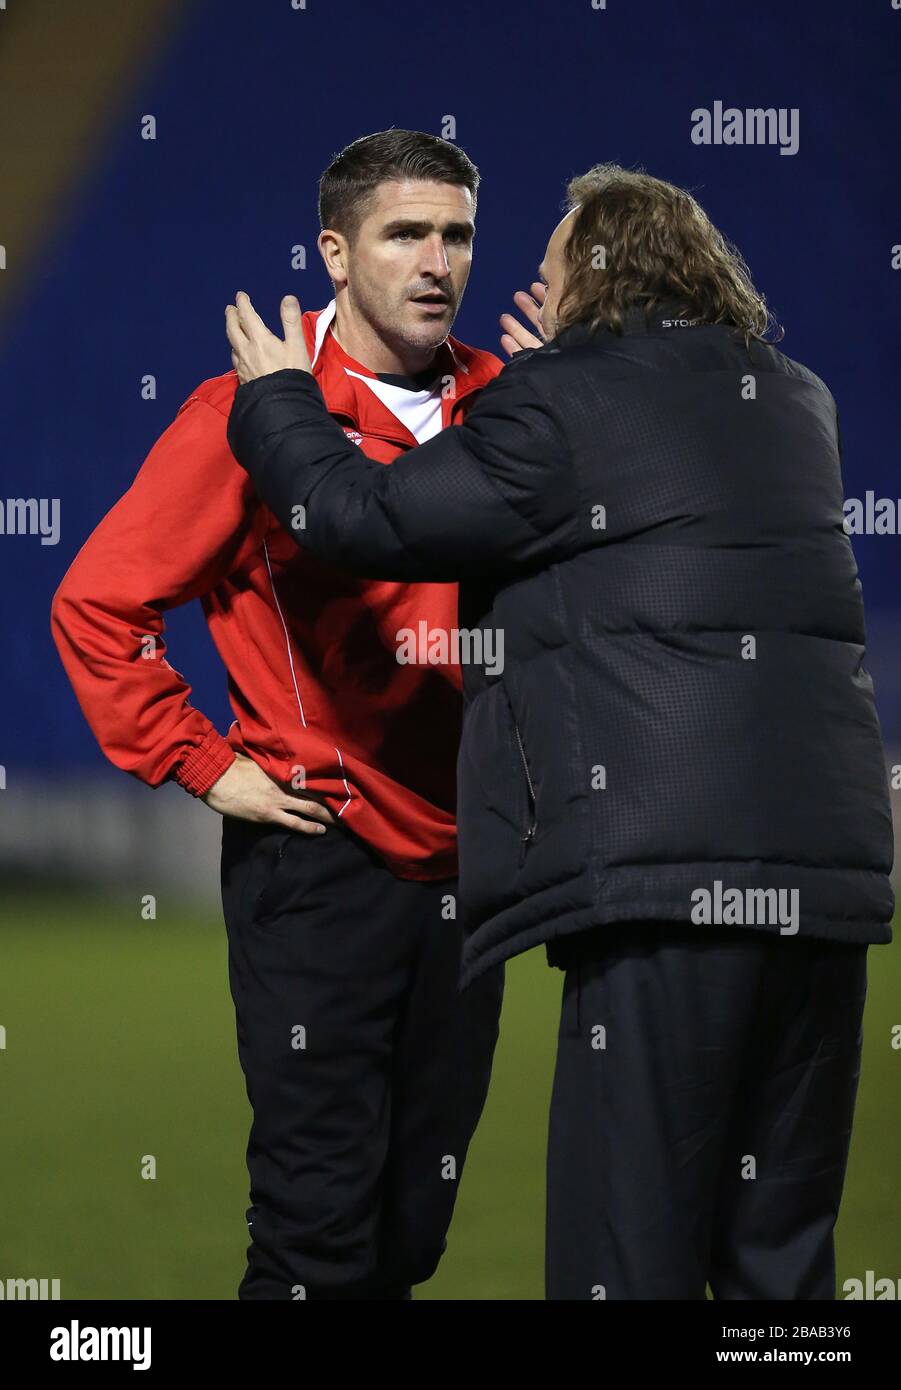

{"left": 51, "top": 130, "right": 505, "bottom": 1300}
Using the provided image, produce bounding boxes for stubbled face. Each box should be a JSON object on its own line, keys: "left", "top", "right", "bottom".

{"left": 537, "top": 207, "right": 578, "bottom": 341}
{"left": 321, "top": 179, "right": 475, "bottom": 356}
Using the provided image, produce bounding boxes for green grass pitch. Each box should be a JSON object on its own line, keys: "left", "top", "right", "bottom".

{"left": 1, "top": 891, "right": 898, "bottom": 1300}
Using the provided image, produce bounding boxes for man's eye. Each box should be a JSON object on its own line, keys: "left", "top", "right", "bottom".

{"left": 392, "top": 230, "right": 414, "bottom": 241}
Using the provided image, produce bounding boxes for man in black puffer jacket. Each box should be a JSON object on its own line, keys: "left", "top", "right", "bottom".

{"left": 223, "top": 165, "right": 894, "bottom": 1300}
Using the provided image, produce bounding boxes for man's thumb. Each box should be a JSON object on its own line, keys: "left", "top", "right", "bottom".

{"left": 281, "top": 295, "right": 303, "bottom": 343}
{"left": 281, "top": 295, "right": 312, "bottom": 370}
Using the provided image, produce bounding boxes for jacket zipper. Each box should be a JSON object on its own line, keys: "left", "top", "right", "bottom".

{"left": 511, "top": 715, "right": 537, "bottom": 848}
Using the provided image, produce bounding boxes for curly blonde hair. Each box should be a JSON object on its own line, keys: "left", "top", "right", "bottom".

{"left": 557, "top": 165, "right": 780, "bottom": 343}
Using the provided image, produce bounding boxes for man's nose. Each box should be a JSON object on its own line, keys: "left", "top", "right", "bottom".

{"left": 420, "top": 234, "right": 451, "bottom": 280}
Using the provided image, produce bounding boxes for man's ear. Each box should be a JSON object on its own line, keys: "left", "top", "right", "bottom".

{"left": 318, "top": 229, "right": 348, "bottom": 289}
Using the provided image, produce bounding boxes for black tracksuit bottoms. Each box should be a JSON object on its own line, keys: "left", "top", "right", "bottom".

{"left": 220, "top": 814, "right": 504, "bottom": 1300}
{"left": 546, "top": 922, "right": 868, "bottom": 1301}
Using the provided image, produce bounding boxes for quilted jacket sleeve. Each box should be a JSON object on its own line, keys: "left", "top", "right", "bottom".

{"left": 226, "top": 357, "right": 583, "bottom": 581}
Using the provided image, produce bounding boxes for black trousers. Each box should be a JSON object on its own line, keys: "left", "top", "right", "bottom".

{"left": 220, "top": 815, "right": 504, "bottom": 1300}
{"left": 546, "top": 923, "right": 868, "bottom": 1301}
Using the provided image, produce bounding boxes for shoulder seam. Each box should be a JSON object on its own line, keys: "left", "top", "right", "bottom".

{"left": 181, "top": 393, "right": 230, "bottom": 421}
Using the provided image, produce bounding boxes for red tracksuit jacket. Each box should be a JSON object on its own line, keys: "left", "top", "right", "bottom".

{"left": 51, "top": 303, "right": 503, "bottom": 880}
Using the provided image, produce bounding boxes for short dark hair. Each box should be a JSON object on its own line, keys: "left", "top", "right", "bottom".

{"left": 318, "top": 129, "right": 479, "bottom": 243}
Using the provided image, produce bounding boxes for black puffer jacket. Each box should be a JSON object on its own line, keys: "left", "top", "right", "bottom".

{"left": 228, "top": 305, "right": 894, "bottom": 985}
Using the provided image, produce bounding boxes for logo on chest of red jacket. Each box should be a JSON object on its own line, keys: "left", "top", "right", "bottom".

{"left": 343, "top": 428, "right": 364, "bottom": 445}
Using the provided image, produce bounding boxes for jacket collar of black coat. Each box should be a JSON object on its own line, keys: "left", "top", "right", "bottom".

{"left": 549, "top": 298, "right": 711, "bottom": 348}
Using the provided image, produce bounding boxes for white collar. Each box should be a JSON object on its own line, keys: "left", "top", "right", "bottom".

{"left": 310, "top": 298, "right": 337, "bottom": 369}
